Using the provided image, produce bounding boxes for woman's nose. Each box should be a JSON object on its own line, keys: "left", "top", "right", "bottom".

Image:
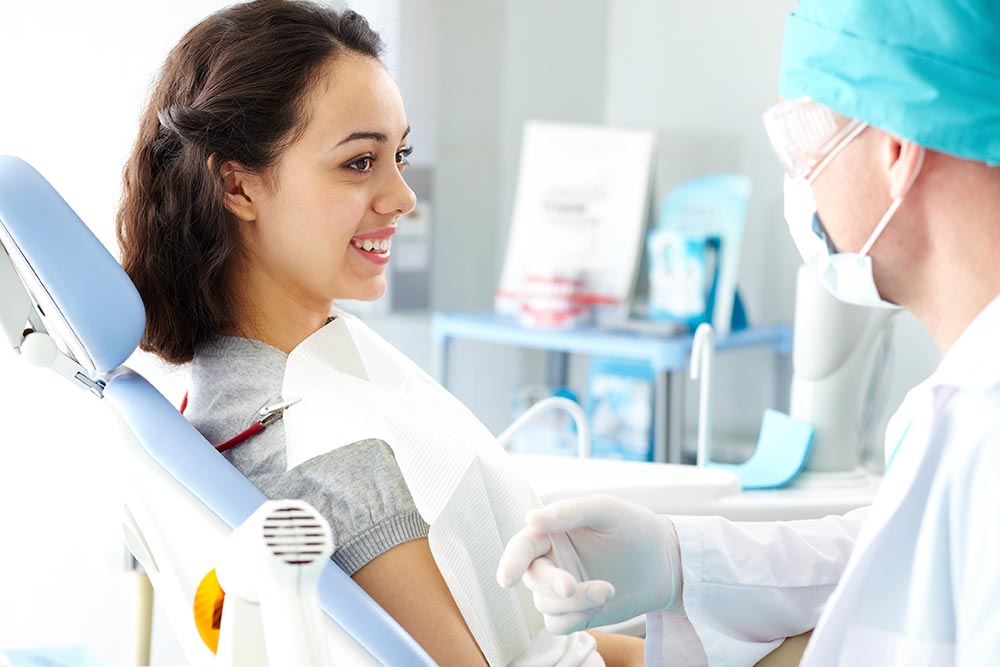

{"left": 374, "top": 169, "right": 417, "bottom": 217}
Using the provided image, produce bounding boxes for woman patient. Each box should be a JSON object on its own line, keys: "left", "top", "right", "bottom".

{"left": 115, "top": 1, "right": 642, "bottom": 665}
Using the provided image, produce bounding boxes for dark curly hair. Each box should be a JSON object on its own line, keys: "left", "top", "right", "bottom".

{"left": 116, "top": 0, "right": 383, "bottom": 364}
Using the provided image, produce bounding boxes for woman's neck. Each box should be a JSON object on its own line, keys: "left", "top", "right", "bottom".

{"left": 228, "top": 271, "right": 333, "bottom": 354}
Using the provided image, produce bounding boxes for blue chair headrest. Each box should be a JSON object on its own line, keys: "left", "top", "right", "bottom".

{"left": 0, "top": 155, "right": 145, "bottom": 373}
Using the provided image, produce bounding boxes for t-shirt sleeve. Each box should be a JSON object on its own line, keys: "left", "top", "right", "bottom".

{"left": 185, "top": 338, "right": 429, "bottom": 576}
{"left": 235, "top": 426, "right": 430, "bottom": 576}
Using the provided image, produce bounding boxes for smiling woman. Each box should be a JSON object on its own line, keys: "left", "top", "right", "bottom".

{"left": 114, "top": 2, "right": 640, "bottom": 666}
{"left": 114, "top": 2, "right": 480, "bottom": 664}
{"left": 217, "top": 51, "right": 417, "bottom": 351}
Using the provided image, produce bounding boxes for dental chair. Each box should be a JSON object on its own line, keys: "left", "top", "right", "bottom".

{"left": 0, "top": 155, "right": 436, "bottom": 666}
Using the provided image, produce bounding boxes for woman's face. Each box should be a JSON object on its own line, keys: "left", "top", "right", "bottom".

{"left": 235, "top": 54, "right": 416, "bottom": 310}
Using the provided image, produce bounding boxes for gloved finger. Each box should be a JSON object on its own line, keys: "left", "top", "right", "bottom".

{"left": 573, "top": 632, "right": 604, "bottom": 667}
{"left": 522, "top": 556, "right": 578, "bottom": 598}
{"left": 497, "top": 527, "right": 554, "bottom": 588}
{"left": 531, "top": 579, "right": 615, "bottom": 616}
{"left": 580, "top": 648, "right": 606, "bottom": 667}
{"left": 542, "top": 609, "right": 598, "bottom": 636}
{"left": 527, "top": 495, "right": 627, "bottom": 534}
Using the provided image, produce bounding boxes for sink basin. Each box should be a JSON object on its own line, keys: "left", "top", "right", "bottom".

{"left": 510, "top": 454, "right": 742, "bottom": 514}
{"left": 510, "top": 453, "right": 879, "bottom": 521}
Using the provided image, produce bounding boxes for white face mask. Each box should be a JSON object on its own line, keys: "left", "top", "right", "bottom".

{"left": 782, "top": 150, "right": 923, "bottom": 309}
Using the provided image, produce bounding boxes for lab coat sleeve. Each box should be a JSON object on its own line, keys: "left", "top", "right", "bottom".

{"left": 950, "top": 427, "right": 1000, "bottom": 665}
{"left": 645, "top": 508, "right": 867, "bottom": 667}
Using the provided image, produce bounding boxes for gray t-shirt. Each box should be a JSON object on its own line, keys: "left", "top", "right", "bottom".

{"left": 184, "top": 335, "right": 430, "bottom": 576}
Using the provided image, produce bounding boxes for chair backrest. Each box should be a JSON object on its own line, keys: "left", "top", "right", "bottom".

{"left": 0, "top": 155, "right": 435, "bottom": 666}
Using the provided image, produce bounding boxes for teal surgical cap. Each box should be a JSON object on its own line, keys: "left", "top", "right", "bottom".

{"left": 779, "top": 0, "right": 1000, "bottom": 166}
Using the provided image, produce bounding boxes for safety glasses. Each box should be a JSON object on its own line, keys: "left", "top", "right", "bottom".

{"left": 763, "top": 97, "right": 868, "bottom": 183}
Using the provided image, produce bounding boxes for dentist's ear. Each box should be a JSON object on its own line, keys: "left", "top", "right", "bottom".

{"left": 884, "top": 136, "right": 926, "bottom": 200}
{"left": 214, "top": 156, "right": 258, "bottom": 222}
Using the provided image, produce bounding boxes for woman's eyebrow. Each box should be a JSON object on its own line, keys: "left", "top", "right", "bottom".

{"left": 336, "top": 126, "right": 411, "bottom": 147}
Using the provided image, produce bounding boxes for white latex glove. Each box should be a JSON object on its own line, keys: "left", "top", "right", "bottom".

{"left": 497, "top": 495, "right": 683, "bottom": 635}
{"left": 508, "top": 628, "right": 605, "bottom": 667}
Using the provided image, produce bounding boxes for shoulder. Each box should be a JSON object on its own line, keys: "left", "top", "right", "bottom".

{"left": 184, "top": 336, "right": 288, "bottom": 445}
{"left": 940, "top": 384, "right": 1000, "bottom": 448}
{"left": 937, "top": 384, "right": 1000, "bottom": 493}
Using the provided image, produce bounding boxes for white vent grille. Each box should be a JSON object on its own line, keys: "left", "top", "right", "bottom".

{"left": 261, "top": 506, "right": 330, "bottom": 566}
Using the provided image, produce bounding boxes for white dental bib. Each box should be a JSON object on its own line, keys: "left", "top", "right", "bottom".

{"left": 282, "top": 312, "right": 598, "bottom": 667}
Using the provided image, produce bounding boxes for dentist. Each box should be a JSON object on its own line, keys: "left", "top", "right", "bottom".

{"left": 497, "top": 0, "right": 1000, "bottom": 665}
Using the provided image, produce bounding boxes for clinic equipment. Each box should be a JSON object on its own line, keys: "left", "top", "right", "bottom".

{"left": 0, "top": 155, "right": 435, "bottom": 666}
{"left": 498, "top": 395, "right": 591, "bottom": 458}
{"left": 680, "top": 264, "right": 891, "bottom": 489}
{"left": 790, "top": 265, "right": 895, "bottom": 474}
{"left": 646, "top": 175, "right": 751, "bottom": 335}
{"left": 699, "top": 262, "right": 890, "bottom": 487}
{"left": 214, "top": 500, "right": 333, "bottom": 667}
{"left": 505, "top": 386, "right": 583, "bottom": 457}
{"left": 586, "top": 357, "right": 656, "bottom": 461}
{"left": 690, "top": 322, "right": 817, "bottom": 489}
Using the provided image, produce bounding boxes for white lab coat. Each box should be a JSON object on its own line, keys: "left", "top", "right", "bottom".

{"left": 647, "top": 295, "right": 1000, "bottom": 667}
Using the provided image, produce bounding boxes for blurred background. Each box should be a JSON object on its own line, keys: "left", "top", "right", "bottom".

{"left": 0, "top": 0, "right": 939, "bottom": 663}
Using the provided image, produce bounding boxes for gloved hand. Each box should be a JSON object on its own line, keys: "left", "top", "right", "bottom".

{"left": 508, "top": 628, "right": 605, "bottom": 667}
{"left": 497, "top": 495, "right": 684, "bottom": 635}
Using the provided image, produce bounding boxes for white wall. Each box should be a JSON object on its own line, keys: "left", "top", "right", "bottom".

{"left": 345, "top": 0, "right": 439, "bottom": 167}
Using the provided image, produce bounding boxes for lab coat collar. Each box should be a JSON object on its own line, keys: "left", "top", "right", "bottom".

{"left": 927, "top": 293, "right": 1000, "bottom": 392}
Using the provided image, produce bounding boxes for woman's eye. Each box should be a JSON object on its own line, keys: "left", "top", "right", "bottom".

{"left": 396, "top": 145, "right": 413, "bottom": 169}
{"left": 347, "top": 155, "right": 374, "bottom": 172}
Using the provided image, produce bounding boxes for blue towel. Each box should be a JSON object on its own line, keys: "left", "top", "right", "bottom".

{"left": 711, "top": 409, "right": 815, "bottom": 489}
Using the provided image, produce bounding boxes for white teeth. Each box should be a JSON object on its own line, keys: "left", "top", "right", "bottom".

{"left": 353, "top": 238, "right": 392, "bottom": 253}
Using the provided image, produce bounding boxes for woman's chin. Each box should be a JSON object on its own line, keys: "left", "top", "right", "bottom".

{"left": 345, "top": 278, "right": 388, "bottom": 302}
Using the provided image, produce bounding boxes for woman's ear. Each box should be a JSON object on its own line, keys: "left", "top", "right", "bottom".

{"left": 883, "top": 135, "right": 926, "bottom": 200}
{"left": 216, "top": 158, "right": 259, "bottom": 222}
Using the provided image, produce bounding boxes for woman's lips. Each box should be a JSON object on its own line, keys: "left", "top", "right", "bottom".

{"left": 351, "top": 239, "right": 391, "bottom": 266}
{"left": 350, "top": 226, "right": 395, "bottom": 266}
{"left": 352, "top": 226, "right": 397, "bottom": 241}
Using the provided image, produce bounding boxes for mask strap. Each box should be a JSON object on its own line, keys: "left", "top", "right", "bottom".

{"left": 858, "top": 147, "right": 926, "bottom": 257}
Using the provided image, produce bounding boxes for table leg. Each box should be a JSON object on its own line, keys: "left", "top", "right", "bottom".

{"left": 654, "top": 372, "right": 669, "bottom": 463}
{"left": 667, "top": 371, "right": 686, "bottom": 463}
{"left": 434, "top": 336, "right": 451, "bottom": 388}
{"left": 654, "top": 370, "right": 688, "bottom": 463}
{"left": 774, "top": 349, "right": 791, "bottom": 413}
{"left": 545, "top": 351, "right": 570, "bottom": 388}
